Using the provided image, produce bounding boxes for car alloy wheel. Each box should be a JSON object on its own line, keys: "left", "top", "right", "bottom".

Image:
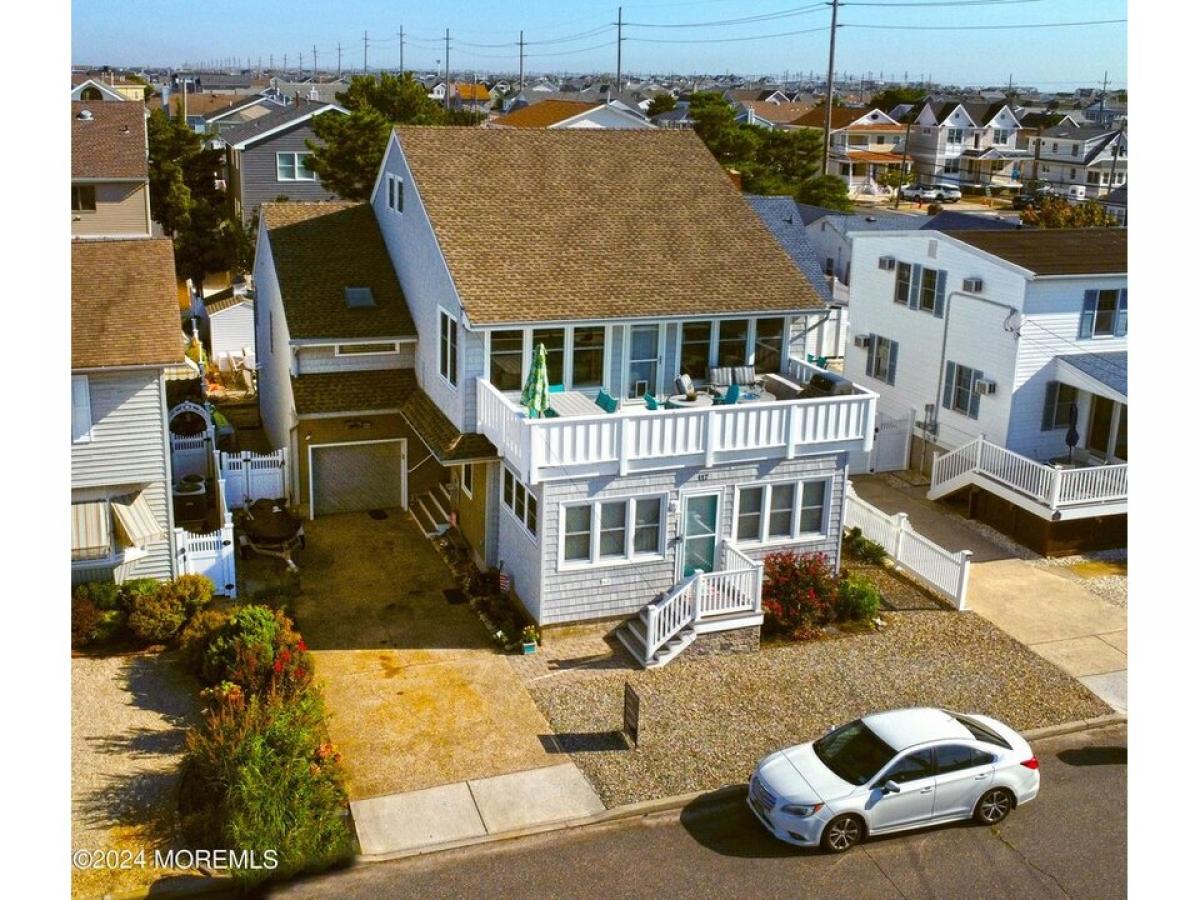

{"left": 976, "top": 789, "right": 1013, "bottom": 825}
{"left": 822, "top": 815, "right": 863, "bottom": 853}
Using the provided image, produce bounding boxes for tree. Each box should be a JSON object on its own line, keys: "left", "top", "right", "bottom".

{"left": 740, "top": 128, "right": 822, "bottom": 194}
{"left": 1019, "top": 197, "right": 1117, "bottom": 228}
{"left": 795, "top": 175, "right": 854, "bottom": 212}
{"left": 875, "top": 168, "right": 915, "bottom": 192}
{"left": 647, "top": 94, "right": 677, "bottom": 117}
{"left": 307, "top": 109, "right": 392, "bottom": 202}
{"left": 868, "top": 86, "right": 926, "bottom": 114}
{"left": 335, "top": 72, "right": 445, "bottom": 124}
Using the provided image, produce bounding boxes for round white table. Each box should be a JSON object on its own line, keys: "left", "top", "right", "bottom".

{"left": 666, "top": 393, "right": 714, "bottom": 409}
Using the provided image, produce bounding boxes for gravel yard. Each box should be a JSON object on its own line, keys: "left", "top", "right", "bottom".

{"left": 527, "top": 611, "right": 1111, "bottom": 808}
{"left": 72, "top": 651, "right": 198, "bottom": 898}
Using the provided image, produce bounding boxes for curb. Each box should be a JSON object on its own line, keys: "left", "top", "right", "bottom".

{"left": 355, "top": 713, "right": 1129, "bottom": 865}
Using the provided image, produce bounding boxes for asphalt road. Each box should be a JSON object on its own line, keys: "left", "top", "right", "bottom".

{"left": 272, "top": 724, "right": 1126, "bottom": 900}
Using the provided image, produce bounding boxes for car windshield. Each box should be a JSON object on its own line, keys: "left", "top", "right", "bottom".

{"left": 813, "top": 719, "right": 897, "bottom": 786}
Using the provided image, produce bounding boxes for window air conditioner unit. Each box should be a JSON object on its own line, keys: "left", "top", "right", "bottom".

{"left": 963, "top": 277, "right": 984, "bottom": 293}
{"left": 974, "top": 378, "right": 997, "bottom": 396}
{"left": 853, "top": 334, "right": 872, "bottom": 349}
{"left": 878, "top": 256, "right": 896, "bottom": 271}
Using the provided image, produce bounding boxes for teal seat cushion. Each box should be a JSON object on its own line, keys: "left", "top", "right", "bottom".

{"left": 720, "top": 383, "right": 741, "bottom": 405}
{"left": 595, "top": 389, "right": 618, "bottom": 414}
{"left": 643, "top": 392, "right": 658, "bottom": 410}
{"left": 548, "top": 383, "right": 565, "bottom": 394}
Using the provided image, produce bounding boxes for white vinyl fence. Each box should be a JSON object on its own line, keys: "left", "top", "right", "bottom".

{"left": 844, "top": 487, "right": 972, "bottom": 610}
{"left": 174, "top": 471, "right": 237, "bottom": 596}
{"left": 219, "top": 449, "right": 288, "bottom": 507}
{"left": 170, "top": 433, "right": 213, "bottom": 479}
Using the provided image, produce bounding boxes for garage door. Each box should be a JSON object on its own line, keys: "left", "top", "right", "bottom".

{"left": 311, "top": 440, "right": 407, "bottom": 516}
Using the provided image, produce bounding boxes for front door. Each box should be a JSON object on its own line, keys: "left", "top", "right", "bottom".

{"left": 681, "top": 492, "right": 720, "bottom": 577}
{"left": 1087, "top": 396, "right": 1116, "bottom": 457}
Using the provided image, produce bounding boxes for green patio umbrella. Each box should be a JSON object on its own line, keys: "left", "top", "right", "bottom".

{"left": 520, "top": 342, "right": 551, "bottom": 419}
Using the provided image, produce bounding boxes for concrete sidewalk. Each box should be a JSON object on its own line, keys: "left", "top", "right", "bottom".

{"left": 351, "top": 762, "right": 605, "bottom": 857}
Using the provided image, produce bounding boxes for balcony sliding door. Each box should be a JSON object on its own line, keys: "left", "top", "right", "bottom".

{"left": 627, "top": 324, "right": 660, "bottom": 400}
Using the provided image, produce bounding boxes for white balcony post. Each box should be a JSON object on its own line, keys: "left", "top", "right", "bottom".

{"left": 785, "top": 403, "right": 799, "bottom": 459}
{"left": 955, "top": 550, "right": 973, "bottom": 611}
{"left": 525, "top": 422, "right": 541, "bottom": 486}
{"left": 973, "top": 435, "right": 984, "bottom": 470}
{"left": 1047, "top": 466, "right": 1063, "bottom": 508}
{"left": 618, "top": 415, "right": 630, "bottom": 476}
{"left": 704, "top": 409, "right": 717, "bottom": 468}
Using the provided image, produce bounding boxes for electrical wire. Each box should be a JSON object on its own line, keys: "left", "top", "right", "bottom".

{"left": 844, "top": 18, "right": 1126, "bottom": 30}
{"left": 624, "top": 4, "right": 827, "bottom": 28}
{"left": 627, "top": 25, "right": 830, "bottom": 44}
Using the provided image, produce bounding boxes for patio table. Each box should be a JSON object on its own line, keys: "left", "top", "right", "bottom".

{"left": 547, "top": 390, "right": 605, "bottom": 417}
{"left": 666, "top": 393, "right": 714, "bottom": 410}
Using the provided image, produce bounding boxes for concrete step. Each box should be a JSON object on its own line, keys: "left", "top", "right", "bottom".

{"left": 411, "top": 495, "right": 445, "bottom": 538}
{"left": 437, "top": 481, "right": 454, "bottom": 508}
{"left": 424, "top": 487, "right": 451, "bottom": 522}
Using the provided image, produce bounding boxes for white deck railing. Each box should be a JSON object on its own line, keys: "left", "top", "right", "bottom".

{"left": 930, "top": 436, "right": 1128, "bottom": 513}
{"left": 477, "top": 370, "right": 877, "bottom": 484}
{"left": 220, "top": 449, "right": 289, "bottom": 506}
{"left": 844, "top": 487, "right": 972, "bottom": 610}
{"left": 644, "top": 577, "right": 699, "bottom": 662}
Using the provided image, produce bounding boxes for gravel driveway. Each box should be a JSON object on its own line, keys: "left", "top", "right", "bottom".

{"left": 72, "top": 651, "right": 198, "bottom": 897}
{"left": 527, "top": 611, "right": 1111, "bottom": 808}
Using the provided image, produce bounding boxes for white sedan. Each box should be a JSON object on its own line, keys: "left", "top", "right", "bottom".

{"left": 748, "top": 708, "right": 1039, "bottom": 852}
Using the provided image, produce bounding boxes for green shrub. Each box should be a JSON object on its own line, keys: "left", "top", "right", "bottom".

{"left": 128, "top": 587, "right": 187, "bottom": 643}
{"left": 93, "top": 609, "right": 127, "bottom": 644}
{"left": 119, "top": 578, "right": 161, "bottom": 610}
{"left": 844, "top": 527, "right": 887, "bottom": 565}
{"left": 838, "top": 574, "right": 882, "bottom": 621}
{"left": 761, "top": 551, "right": 839, "bottom": 640}
{"left": 179, "top": 608, "right": 233, "bottom": 677}
{"left": 200, "top": 605, "right": 311, "bottom": 696}
{"left": 180, "top": 687, "right": 353, "bottom": 883}
{"left": 165, "top": 574, "right": 216, "bottom": 616}
{"left": 74, "top": 580, "right": 123, "bottom": 612}
{"left": 71, "top": 595, "right": 100, "bottom": 648}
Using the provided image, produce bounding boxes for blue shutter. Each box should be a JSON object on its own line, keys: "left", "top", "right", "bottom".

{"left": 933, "top": 269, "right": 947, "bottom": 318}
{"left": 942, "top": 361, "right": 956, "bottom": 409}
{"left": 1078, "top": 289, "right": 1098, "bottom": 339}
{"left": 909, "top": 263, "right": 923, "bottom": 310}
{"left": 886, "top": 341, "right": 898, "bottom": 385}
{"left": 1041, "top": 382, "right": 1059, "bottom": 431}
{"left": 968, "top": 369, "right": 982, "bottom": 419}
{"left": 1115, "top": 288, "right": 1128, "bottom": 336}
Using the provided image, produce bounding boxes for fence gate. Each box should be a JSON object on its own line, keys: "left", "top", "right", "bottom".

{"left": 849, "top": 409, "right": 913, "bottom": 475}
{"left": 175, "top": 524, "right": 238, "bottom": 597}
{"left": 220, "top": 449, "right": 288, "bottom": 507}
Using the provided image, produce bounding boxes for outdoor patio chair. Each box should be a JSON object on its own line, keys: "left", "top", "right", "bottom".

{"left": 643, "top": 392, "right": 660, "bottom": 410}
{"left": 716, "top": 383, "right": 741, "bottom": 405}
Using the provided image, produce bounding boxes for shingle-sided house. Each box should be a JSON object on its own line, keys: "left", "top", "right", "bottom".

{"left": 792, "top": 106, "right": 906, "bottom": 197}
{"left": 1025, "top": 124, "right": 1127, "bottom": 200}
{"left": 221, "top": 98, "right": 348, "bottom": 223}
{"left": 843, "top": 228, "right": 1127, "bottom": 555}
{"left": 72, "top": 101, "right": 152, "bottom": 238}
{"left": 489, "top": 99, "right": 655, "bottom": 130}
{"left": 358, "top": 127, "right": 878, "bottom": 665}
{"left": 72, "top": 239, "right": 183, "bottom": 584}
{"left": 906, "top": 101, "right": 1030, "bottom": 189}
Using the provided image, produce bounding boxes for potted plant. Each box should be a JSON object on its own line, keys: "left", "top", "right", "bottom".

{"left": 520, "top": 625, "right": 539, "bottom": 655}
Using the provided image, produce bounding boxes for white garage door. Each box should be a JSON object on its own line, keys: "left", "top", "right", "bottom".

{"left": 311, "top": 440, "right": 407, "bottom": 516}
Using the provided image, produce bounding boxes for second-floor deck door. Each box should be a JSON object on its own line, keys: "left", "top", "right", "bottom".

{"left": 627, "top": 324, "right": 661, "bottom": 400}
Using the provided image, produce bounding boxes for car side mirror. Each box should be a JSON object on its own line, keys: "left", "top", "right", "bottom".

{"left": 881, "top": 780, "right": 900, "bottom": 795}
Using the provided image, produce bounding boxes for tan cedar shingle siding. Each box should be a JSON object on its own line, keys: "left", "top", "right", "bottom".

{"left": 394, "top": 127, "right": 826, "bottom": 325}
{"left": 72, "top": 101, "right": 148, "bottom": 179}
{"left": 72, "top": 238, "right": 182, "bottom": 369}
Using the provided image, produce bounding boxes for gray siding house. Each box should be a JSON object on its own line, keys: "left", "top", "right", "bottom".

{"left": 222, "top": 99, "right": 348, "bottom": 224}
{"left": 72, "top": 239, "right": 184, "bottom": 585}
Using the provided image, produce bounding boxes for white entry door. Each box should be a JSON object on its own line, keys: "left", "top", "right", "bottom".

{"left": 679, "top": 492, "right": 721, "bottom": 578}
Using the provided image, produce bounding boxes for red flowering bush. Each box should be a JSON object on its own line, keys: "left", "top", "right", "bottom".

{"left": 198, "top": 604, "right": 312, "bottom": 697}
{"left": 761, "top": 550, "right": 839, "bottom": 640}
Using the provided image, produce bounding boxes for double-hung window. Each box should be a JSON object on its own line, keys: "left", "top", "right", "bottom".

{"left": 943, "top": 361, "right": 983, "bottom": 419}
{"left": 276, "top": 152, "right": 315, "bottom": 182}
{"left": 72, "top": 375, "right": 92, "bottom": 443}
{"left": 993, "top": 128, "right": 1010, "bottom": 144}
{"left": 1079, "top": 289, "right": 1127, "bottom": 338}
{"left": 438, "top": 309, "right": 458, "bottom": 387}
{"left": 947, "top": 127, "right": 965, "bottom": 145}
{"left": 893, "top": 262, "right": 912, "bottom": 305}
{"left": 502, "top": 466, "right": 537, "bottom": 536}
{"left": 1041, "top": 382, "right": 1079, "bottom": 431}
{"left": 919, "top": 268, "right": 939, "bottom": 312}
{"left": 866, "top": 336, "right": 898, "bottom": 385}
{"left": 561, "top": 497, "right": 665, "bottom": 566}
{"left": 736, "top": 481, "right": 827, "bottom": 544}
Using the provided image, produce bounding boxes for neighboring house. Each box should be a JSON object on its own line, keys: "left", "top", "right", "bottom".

{"left": 792, "top": 203, "right": 923, "bottom": 290}
{"left": 489, "top": 99, "right": 655, "bottom": 130}
{"left": 202, "top": 285, "right": 256, "bottom": 362}
{"left": 221, "top": 98, "right": 348, "bottom": 223}
{"left": 651, "top": 102, "right": 694, "bottom": 129}
{"left": 451, "top": 82, "right": 492, "bottom": 112}
{"left": 1104, "top": 184, "right": 1127, "bottom": 225}
{"left": 920, "top": 211, "right": 1021, "bottom": 232}
{"left": 724, "top": 88, "right": 790, "bottom": 105}
{"left": 734, "top": 100, "right": 815, "bottom": 130}
{"left": 358, "top": 126, "right": 877, "bottom": 663}
{"left": 72, "top": 76, "right": 140, "bottom": 102}
{"left": 252, "top": 201, "right": 477, "bottom": 519}
{"left": 1083, "top": 100, "right": 1126, "bottom": 127}
{"left": 906, "top": 101, "right": 1029, "bottom": 188}
{"left": 72, "top": 101, "right": 152, "bottom": 238}
{"left": 265, "top": 80, "right": 349, "bottom": 105}
{"left": 427, "top": 82, "right": 447, "bottom": 102}
{"left": 793, "top": 106, "right": 905, "bottom": 196}
{"left": 844, "top": 228, "right": 1127, "bottom": 554}
{"left": 72, "top": 238, "right": 183, "bottom": 585}
{"left": 1024, "top": 124, "right": 1127, "bottom": 200}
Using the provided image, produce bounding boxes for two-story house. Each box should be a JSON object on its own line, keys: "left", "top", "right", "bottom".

{"left": 793, "top": 107, "right": 906, "bottom": 196}
{"left": 489, "top": 99, "right": 655, "bottom": 130}
{"left": 221, "top": 97, "right": 348, "bottom": 224}
{"left": 363, "top": 127, "right": 877, "bottom": 665}
{"left": 906, "top": 101, "right": 1029, "bottom": 189}
{"left": 72, "top": 101, "right": 152, "bottom": 238}
{"left": 1025, "top": 124, "right": 1127, "bottom": 200}
{"left": 843, "top": 228, "right": 1127, "bottom": 555}
{"left": 72, "top": 238, "right": 184, "bottom": 585}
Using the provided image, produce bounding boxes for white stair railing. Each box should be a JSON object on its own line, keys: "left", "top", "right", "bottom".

{"left": 643, "top": 577, "right": 698, "bottom": 663}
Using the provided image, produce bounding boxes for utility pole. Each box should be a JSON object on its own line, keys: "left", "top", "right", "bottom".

{"left": 313, "top": 45, "right": 318, "bottom": 80}
{"left": 1098, "top": 70, "right": 1109, "bottom": 123}
{"left": 518, "top": 30, "right": 525, "bottom": 93}
{"left": 363, "top": 31, "right": 369, "bottom": 73}
{"left": 894, "top": 114, "right": 915, "bottom": 210}
{"left": 1105, "top": 121, "right": 1124, "bottom": 197}
{"left": 399, "top": 26, "right": 405, "bottom": 73}
{"left": 284, "top": 53, "right": 288, "bottom": 72}
{"left": 337, "top": 43, "right": 342, "bottom": 77}
{"left": 616, "top": 6, "right": 623, "bottom": 91}
{"left": 299, "top": 49, "right": 304, "bottom": 72}
{"left": 822, "top": 0, "right": 840, "bottom": 175}
{"left": 444, "top": 29, "right": 451, "bottom": 110}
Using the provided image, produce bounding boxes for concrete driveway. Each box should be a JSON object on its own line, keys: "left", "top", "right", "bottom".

{"left": 288, "top": 509, "right": 563, "bottom": 801}
{"left": 850, "top": 475, "right": 1127, "bottom": 712}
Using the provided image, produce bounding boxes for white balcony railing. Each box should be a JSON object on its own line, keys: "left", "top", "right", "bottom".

{"left": 476, "top": 369, "right": 877, "bottom": 484}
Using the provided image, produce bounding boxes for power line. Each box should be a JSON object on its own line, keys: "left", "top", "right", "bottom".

{"left": 845, "top": 18, "right": 1126, "bottom": 30}
{"left": 626, "top": 25, "right": 828, "bottom": 44}
{"left": 624, "top": 4, "right": 826, "bottom": 28}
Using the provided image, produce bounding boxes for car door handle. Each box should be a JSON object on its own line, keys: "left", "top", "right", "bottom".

{"left": 975, "top": 773, "right": 989, "bottom": 779}
{"left": 919, "top": 786, "right": 934, "bottom": 794}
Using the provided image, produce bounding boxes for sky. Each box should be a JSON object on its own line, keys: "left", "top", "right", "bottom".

{"left": 71, "top": 0, "right": 1127, "bottom": 90}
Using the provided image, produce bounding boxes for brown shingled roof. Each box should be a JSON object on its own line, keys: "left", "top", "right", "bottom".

{"left": 741, "top": 100, "right": 816, "bottom": 124}
{"left": 946, "top": 228, "right": 1127, "bottom": 276}
{"left": 261, "top": 202, "right": 416, "bottom": 340}
{"left": 454, "top": 82, "right": 492, "bottom": 101}
{"left": 400, "top": 390, "right": 498, "bottom": 463}
{"left": 393, "top": 127, "right": 826, "bottom": 325}
{"left": 492, "top": 100, "right": 600, "bottom": 128}
{"left": 293, "top": 369, "right": 416, "bottom": 416}
{"left": 72, "top": 101, "right": 148, "bottom": 179}
{"left": 792, "top": 106, "right": 892, "bottom": 130}
{"left": 72, "top": 238, "right": 182, "bottom": 369}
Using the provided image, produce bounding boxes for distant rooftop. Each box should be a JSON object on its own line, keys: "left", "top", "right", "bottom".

{"left": 948, "top": 228, "right": 1127, "bottom": 276}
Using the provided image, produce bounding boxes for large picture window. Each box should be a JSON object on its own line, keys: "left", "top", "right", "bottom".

{"left": 276, "top": 152, "right": 315, "bottom": 182}
{"left": 717, "top": 319, "right": 750, "bottom": 367}
{"left": 560, "top": 497, "right": 666, "bottom": 567}
{"left": 680, "top": 321, "right": 712, "bottom": 381}
{"left": 532, "top": 328, "right": 566, "bottom": 386}
{"left": 735, "top": 480, "right": 827, "bottom": 545}
{"left": 488, "top": 330, "right": 523, "bottom": 391}
{"left": 572, "top": 326, "right": 605, "bottom": 388}
{"left": 754, "top": 318, "right": 784, "bottom": 375}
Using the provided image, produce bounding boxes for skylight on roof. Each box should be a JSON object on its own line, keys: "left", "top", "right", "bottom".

{"left": 344, "top": 287, "right": 375, "bottom": 309}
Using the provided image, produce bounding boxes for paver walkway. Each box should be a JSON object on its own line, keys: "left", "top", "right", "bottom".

{"left": 850, "top": 474, "right": 1127, "bottom": 713}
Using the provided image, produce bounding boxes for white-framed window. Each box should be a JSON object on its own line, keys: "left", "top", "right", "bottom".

{"left": 942, "top": 157, "right": 960, "bottom": 175}
{"left": 502, "top": 466, "right": 537, "bottom": 536}
{"left": 486, "top": 324, "right": 609, "bottom": 392}
{"left": 386, "top": 173, "right": 404, "bottom": 213}
{"left": 276, "top": 151, "right": 315, "bottom": 181}
{"left": 334, "top": 342, "right": 400, "bottom": 356}
{"left": 865, "top": 335, "right": 898, "bottom": 386}
{"left": 674, "top": 316, "right": 789, "bottom": 385}
{"left": 71, "top": 184, "right": 97, "bottom": 212}
{"left": 72, "top": 374, "right": 92, "bottom": 443}
{"left": 947, "top": 127, "right": 965, "bottom": 144}
{"left": 893, "top": 262, "right": 912, "bottom": 305}
{"left": 438, "top": 308, "right": 458, "bottom": 388}
{"left": 734, "top": 480, "right": 829, "bottom": 545}
{"left": 460, "top": 463, "right": 474, "bottom": 499}
{"left": 993, "top": 128, "right": 1011, "bottom": 144}
{"left": 943, "top": 361, "right": 983, "bottom": 419}
{"left": 560, "top": 496, "right": 666, "bottom": 567}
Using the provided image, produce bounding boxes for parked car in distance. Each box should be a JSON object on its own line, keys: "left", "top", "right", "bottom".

{"left": 1011, "top": 186, "right": 1056, "bottom": 210}
{"left": 747, "top": 707, "right": 1040, "bottom": 853}
{"left": 899, "top": 183, "right": 939, "bottom": 202}
{"left": 931, "top": 182, "right": 962, "bottom": 203}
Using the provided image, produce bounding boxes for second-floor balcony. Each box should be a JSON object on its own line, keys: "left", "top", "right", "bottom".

{"left": 477, "top": 358, "right": 878, "bottom": 485}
